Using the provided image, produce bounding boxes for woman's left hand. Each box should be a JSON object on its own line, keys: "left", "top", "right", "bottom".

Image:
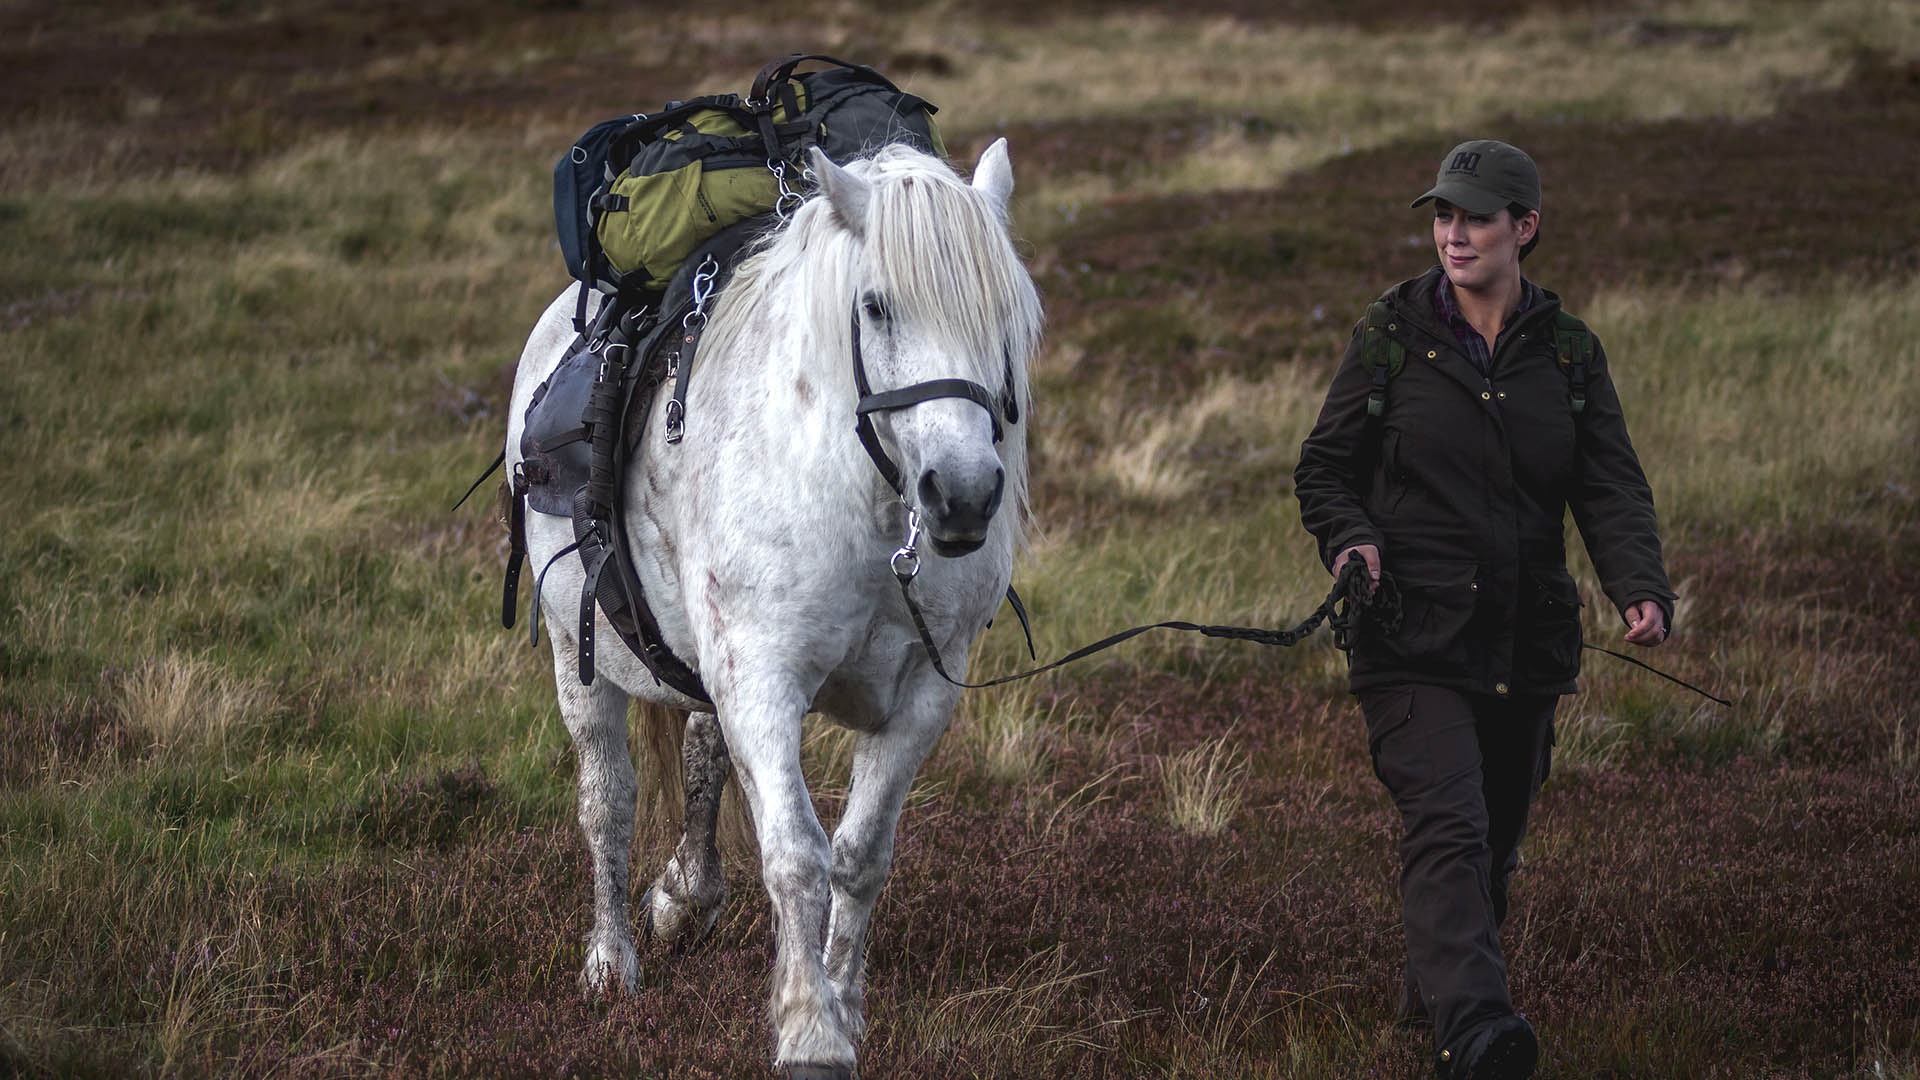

{"left": 1623, "top": 601, "right": 1668, "bottom": 647}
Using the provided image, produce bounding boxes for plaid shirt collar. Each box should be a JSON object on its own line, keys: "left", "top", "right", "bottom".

{"left": 1433, "top": 275, "right": 1542, "bottom": 374}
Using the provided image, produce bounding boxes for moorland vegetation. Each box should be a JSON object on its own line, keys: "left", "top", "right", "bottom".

{"left": 2, "top": 1, "right": 1916, "bottom": 1075}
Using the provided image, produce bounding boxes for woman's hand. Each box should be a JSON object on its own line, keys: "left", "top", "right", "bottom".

{"left": 1332, "top": 544, "right": 1382, "bottom": 596}
{"left": 1623, "top": 600, "right": 1668, "bottom": 647}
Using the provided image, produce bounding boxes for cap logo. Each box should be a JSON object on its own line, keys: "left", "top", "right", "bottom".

{"left": 1449, "top": 151, "right": 1482, "bottom": 174}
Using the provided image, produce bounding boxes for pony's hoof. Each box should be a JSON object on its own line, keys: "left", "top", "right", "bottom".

{"left": 576, "top": 937, "right": 640, "bottom": 996}
{"left": 641, "top": 883, "right": 723, "bottom": 951}
{"left": 781, "top": 1066, "right": 853, "bottom": 1080}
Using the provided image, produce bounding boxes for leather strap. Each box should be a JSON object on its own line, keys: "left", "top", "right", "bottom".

{"left": 897, "top": 558, "right": 1398, "bottom": 690}
{"left": 502, "top": 466, "right": 528, "bottom": 629}
{"left": 452, "top": 449, "right": 503, "bottom": 512}
{"left": 528, "top": 539, "right": 581, "bottom": 648}
{"left": 849, "top": 311, "right": 1008, "bottom": 499}
{"left": 856, "top": 378, "right": 1003, "bottom": 440}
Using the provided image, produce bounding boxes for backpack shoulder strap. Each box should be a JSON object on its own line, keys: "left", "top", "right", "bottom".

{"left": 1361, "top": 299, "right": 1408, "bottom": 419}
{"left": 1553, "top": 310, "right": 1593, "bottom": 415}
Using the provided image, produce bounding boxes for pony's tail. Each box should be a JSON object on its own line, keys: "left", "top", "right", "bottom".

{"left": 632, "top": 699, "right": 685, "bottom": 836}
{"left": 632, "top": 701, "right": 754, "bottom": 862}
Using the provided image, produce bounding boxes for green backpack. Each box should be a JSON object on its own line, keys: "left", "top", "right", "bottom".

{"left": 1359, "top": 299, "right": 1593, "bottom": 420}
{"left": 554, "top": 55, "right": 944, "bottom": 300}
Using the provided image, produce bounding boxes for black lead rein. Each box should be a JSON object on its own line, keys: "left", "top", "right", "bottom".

{"left": 1581, "top": 642, "right": 1732, "bottom": 706}
{"left": 893, "top": 554, "right": 1402, "bottom": 691}
{"left": 897, "top": 547, "right": 1730, "bottom": 706}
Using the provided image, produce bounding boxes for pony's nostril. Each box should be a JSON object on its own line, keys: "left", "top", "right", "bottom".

{"left": 917, "top": 469, "right": 946, "bottom": 514}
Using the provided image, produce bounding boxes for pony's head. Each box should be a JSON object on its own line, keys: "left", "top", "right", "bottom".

{"left": 803, "top": 139, "right": 1042, "bottom": 555}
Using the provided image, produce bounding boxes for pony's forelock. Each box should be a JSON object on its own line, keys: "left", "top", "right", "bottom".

{"left": 705, "top": 144, "right": 1041, "bottom": 534}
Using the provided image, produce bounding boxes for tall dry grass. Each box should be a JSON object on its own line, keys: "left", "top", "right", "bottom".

{"left": 115, "top": 653, "right": 280, "bottom": 754}
{"left": 1157, "top": 735, "right": 1251, "bottom": 838}
{"left": 947, "top": 680, "right": 1088, "bottom": 787}
{"left": 1591, "top": 279, "right": 1920, "bottom": 534}
{"left": 883, "top": 944, "right": 1135, "bottom": 1066}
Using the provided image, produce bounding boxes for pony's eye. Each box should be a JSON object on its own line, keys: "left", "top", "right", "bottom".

{"left": 862, "top": 295, "right": 889, "bottom": 322}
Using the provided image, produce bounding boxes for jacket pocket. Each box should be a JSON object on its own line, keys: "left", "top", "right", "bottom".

{"left": 1370, "top": 557, "right": 1479, "bottom": 672}
{"left": 1517, "top": 565, "right": 1584, "bottom": 685}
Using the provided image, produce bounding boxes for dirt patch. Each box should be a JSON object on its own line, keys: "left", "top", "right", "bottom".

{"left": 973, "top": 0, "right": 1646, "bottom": 25}
{"left": 2, "top": 0, "right": 1682, "bottom": 184}
{"left": 1, "top": 1, "right": 787, "bottom": 180}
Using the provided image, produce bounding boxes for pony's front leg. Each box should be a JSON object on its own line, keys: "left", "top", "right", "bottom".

{"left": 551, "top": 628, "right": 641, "bottom": 995}
{"left": 717, "top": 688, "right": 856, "bottom": 1078}
{"left": 822, "top": 691, "right": 954, "bottom": 1037}
{"left": 644, "top": 710, "right": 730, "bottom": 948}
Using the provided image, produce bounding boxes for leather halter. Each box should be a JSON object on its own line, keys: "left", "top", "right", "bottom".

{"left": 849, "top": 309, "right": 1018, "bottom": 499}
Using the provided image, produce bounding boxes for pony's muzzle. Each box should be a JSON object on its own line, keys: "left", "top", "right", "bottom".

{"left": 919, "top": 465, "right": 1004, "bottom": 556}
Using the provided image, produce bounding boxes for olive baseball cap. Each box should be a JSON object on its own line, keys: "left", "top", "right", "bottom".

{"left": 1411, "top": 139, "right": 1541, "bottom": 214}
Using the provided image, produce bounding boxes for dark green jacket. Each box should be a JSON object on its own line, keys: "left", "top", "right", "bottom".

{"left": 1293, "top": 267, "right": 1676, "bottom": 697}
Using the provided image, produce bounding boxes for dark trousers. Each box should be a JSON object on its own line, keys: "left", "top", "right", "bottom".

{"left": 1358, "top": 684, "right": 1556, "bottom": 1055}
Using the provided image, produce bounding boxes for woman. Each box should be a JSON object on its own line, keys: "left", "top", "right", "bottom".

{"left": 1292, "top": 140, "right": 1675, "bottom": 1080}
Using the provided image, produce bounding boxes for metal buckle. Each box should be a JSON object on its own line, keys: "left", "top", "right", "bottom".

{"left": 664, "top": 399, "right": 685, "bottom": 444}
{"left": 890, "top": 505, "right": 923, "bottom": 583}
{"left": 683, "top": 255, "right": 719, "bottom": 329}
{"left": 770, "top": 158, "right": 805, "bottom": 219}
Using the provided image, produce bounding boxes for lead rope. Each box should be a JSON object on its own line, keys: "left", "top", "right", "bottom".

{"left": 890, "top": 517, "right": 1730, "bottom": 705}
{"left": 1580, "top": 642, "right": 1732, "bottom": 706}
{"left": 890, "top": 523, "right": 1400, "bottom": 691}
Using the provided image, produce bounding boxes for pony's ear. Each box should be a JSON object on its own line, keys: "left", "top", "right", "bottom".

{"left": 809, "top": 146, "right": 870, "bottom": 237}
{"left": 971, "top": 138, "right": 1014, "bottom": 215}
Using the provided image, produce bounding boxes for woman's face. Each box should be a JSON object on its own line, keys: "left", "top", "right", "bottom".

{"left": 1432, "top": 201, "right": 1537, "bottom": 293}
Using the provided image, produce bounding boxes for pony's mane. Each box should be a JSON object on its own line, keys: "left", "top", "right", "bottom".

{"left": 701, "top": 144, "right": 1043, "bottom": 526}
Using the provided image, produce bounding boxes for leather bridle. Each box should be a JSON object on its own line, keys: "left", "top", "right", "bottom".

{"left": 848, "top": 308, "right": 1018, "bottom": 511}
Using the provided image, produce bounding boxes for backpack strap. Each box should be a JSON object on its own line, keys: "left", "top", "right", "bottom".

{"left": 1361, "top": 300, "right": 1407, "bottom": 419}
{"left": 747, "top": 54, "right": 905, "bottom": 167}
{"left": 1349, "top": 299, "right": 1409, "bottom": 491}
{"left": 750, "top": 54, "right": 898, "bottom": 106}
{"left": 1554, "top": 310, "right": 1593, "bottom": 415}
{"left": 607, "top": 94, "right": 756, "bottom": 164}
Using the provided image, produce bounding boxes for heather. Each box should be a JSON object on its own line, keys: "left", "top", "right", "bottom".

{"left": 3, "top": 1, "right": 1917, "bottom": 1076}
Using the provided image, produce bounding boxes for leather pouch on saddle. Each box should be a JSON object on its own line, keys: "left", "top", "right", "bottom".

{"left": 506, "top": 218, "right": 766, "bottom": 697}
{"left": 517, "top": 216, "right": 767, "bottom": 517}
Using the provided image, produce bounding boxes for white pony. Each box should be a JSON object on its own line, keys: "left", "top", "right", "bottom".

{"left": 504, "top": 139, "right": 1041, "bottom": 1078}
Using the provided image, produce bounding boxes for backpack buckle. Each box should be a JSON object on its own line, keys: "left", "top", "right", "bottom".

{"left": 664, "top": 398, "right": 686, "bottom": 444}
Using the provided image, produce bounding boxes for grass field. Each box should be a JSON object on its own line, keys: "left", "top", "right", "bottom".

{"left": 3, "top": 0, "right": 1918, "bottom": 1076}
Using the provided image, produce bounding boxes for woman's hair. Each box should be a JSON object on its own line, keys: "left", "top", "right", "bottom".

{"left": 1511, "top": 202, "right": 1539, "bottom": 262}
